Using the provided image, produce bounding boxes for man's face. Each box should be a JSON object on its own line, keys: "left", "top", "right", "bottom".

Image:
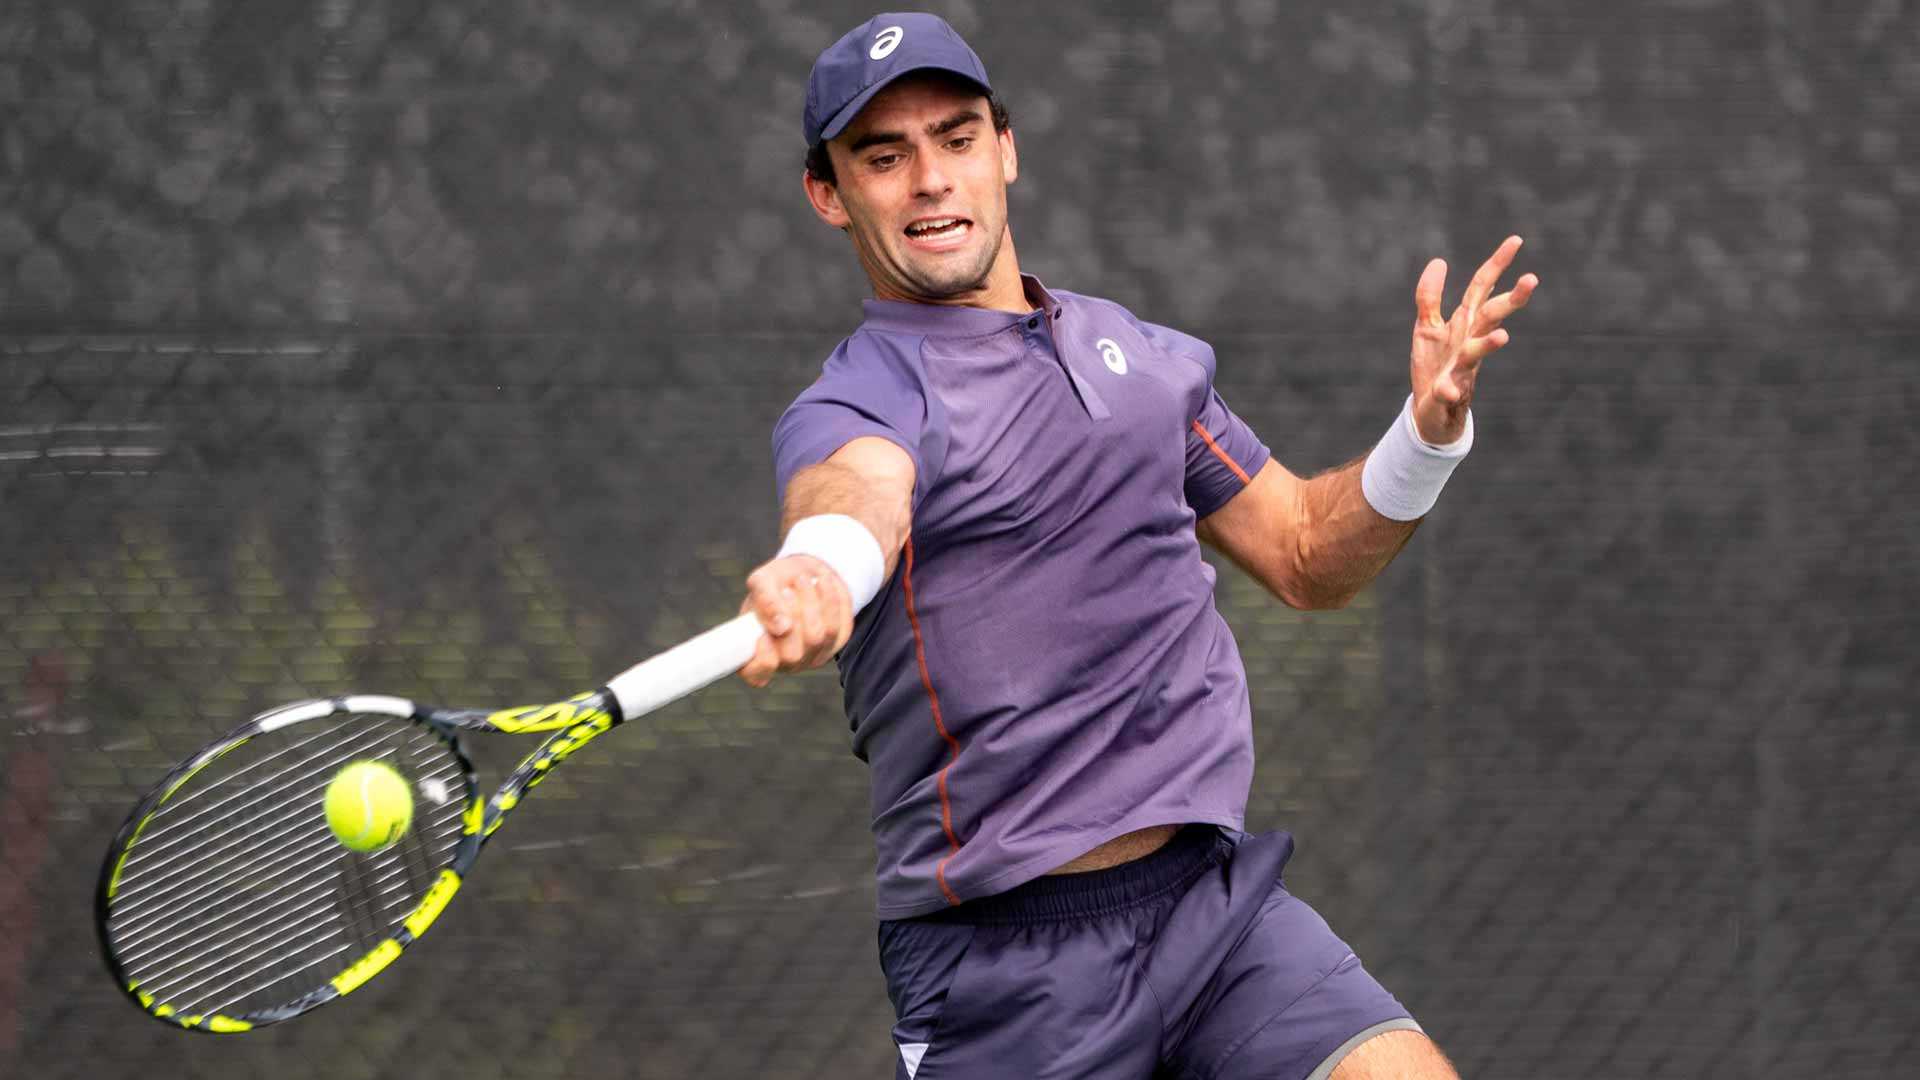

{"left": 806, "top": 75, "right": 1018, "bottom": 304}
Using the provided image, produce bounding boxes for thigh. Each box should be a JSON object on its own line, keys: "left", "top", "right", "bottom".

{"left": 879, "top": 914, "right": 1162, "bottom": 1080}
{"left": 1164, "top": 870, "right": 1416, "bottom": 1080}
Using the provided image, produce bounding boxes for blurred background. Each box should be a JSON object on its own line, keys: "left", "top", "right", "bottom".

{"left": 1, "top": 1, "right": 1914, "bottom": 1076}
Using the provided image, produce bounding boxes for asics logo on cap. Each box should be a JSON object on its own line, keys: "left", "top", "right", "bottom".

{"left": 1097, "top": 338, "right": 1128, "bottom": 374}
{"left": 870, "top": 25, "right": 904, "bottom": 60}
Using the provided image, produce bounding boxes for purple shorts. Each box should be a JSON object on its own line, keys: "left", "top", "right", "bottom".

{"left": 878, "top": 826, "right": 1419, "bottom": 1079}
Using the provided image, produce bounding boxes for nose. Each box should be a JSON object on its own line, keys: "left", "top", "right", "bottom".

{"left": 911, "top": 149, "right": 952, "bottom": 201}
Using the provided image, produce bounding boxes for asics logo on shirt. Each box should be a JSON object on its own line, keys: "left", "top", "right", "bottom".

{"left": 1097, "top": 338, "right": 1128, "bottom": 374}
{"left": 871, "top": 26, "right": 904, "bottom": 59}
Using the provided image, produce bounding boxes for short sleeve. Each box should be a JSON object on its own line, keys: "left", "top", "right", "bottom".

{"left": 771, "top": 335, "right": 934, "bottom": 506}
{"left": 1185, "top": 387, "right": 1270, "bottom": 518}
{"left": 1130, "top": 319, "right": 1271, "bottom": 519}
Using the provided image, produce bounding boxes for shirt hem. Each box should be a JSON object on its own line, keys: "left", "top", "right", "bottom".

{"left": 872, "top": 806, "right": 1247, "bottom": 921}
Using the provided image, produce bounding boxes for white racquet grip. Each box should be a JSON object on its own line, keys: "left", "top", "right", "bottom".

{"left": 775, "top": 513, "right": 887, "bottom": 613}
{"left": 603, "top": 612, "right": 763, "bottom": 720}
{"left": 1361, "top": 395, "right": 1474, "bottom": 521}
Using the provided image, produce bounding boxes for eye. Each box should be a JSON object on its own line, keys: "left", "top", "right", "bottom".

{"left": 869, "top": 153, "right": 901, "bottom": 170}
{"left": 947, "top": 136, "right": 974, "bottom": 151}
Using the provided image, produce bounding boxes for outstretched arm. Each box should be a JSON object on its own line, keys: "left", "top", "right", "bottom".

{"left": 1197, "top": 455, "right": 1415, "bottom": 610}
{"left": 737, "top": 436, "right": 914, "bottom": 686}
{"left": 1198, "top": 236, "right": 1538, "bottom": 609}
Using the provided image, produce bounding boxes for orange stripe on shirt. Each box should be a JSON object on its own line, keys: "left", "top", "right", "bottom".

{"left": 901, "top": 535, "right": 965, "bottom": 906}
{"left": 1191, "top": 419, "right": 1253, "bottom": 485}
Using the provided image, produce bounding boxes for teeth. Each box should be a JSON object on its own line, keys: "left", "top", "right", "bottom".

{"left": 908, "top": 218, "right": 965, "bottom": 236}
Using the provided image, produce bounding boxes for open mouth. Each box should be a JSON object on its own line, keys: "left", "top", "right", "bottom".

{"left": 904, "top": 216, "right": 973, "bottom": 248}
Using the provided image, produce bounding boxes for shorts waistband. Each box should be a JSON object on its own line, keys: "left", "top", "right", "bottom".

{"left": 922, "top": 824, "right": 1230, "bottom": 926}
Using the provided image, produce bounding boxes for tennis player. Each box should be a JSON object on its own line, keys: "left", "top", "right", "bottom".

{"left": 738, "top": 13, "right": 1536, "bottom": 1079}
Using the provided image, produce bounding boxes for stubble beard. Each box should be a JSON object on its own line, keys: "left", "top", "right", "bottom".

{"left": 858, "top": 214, "right": 1005, "bottom": 302}
{"left": 901, "top": 228, "right": 1001, "bottom": 299}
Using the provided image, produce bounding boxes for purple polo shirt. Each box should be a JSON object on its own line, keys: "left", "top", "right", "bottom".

{"left": 773, "top": 276, "right": 1271, "bottom": 919}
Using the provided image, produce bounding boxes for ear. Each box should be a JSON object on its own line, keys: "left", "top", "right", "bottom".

{"left": 998, "top": 126, "right": 1018, "bottom": 186}
{"left": 803, "top": 168, "right": 851, "bottom": 230}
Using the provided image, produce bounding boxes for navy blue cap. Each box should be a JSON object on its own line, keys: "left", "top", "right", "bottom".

{"left": 803, "top": 13, "right": 993, "bottom": 147}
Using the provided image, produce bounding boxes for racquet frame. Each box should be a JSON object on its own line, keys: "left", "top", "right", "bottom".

{"left": 96, "top": 612, "right": 762, "bottom": 1033}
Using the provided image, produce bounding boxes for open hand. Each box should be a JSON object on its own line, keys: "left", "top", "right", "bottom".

{"left": 1410, "top": 235, "right": 1538, "bottom": 445}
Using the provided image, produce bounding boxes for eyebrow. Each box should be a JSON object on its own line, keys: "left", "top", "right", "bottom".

{"left": 846, "top": 109, "right": 986, "bottom": 154}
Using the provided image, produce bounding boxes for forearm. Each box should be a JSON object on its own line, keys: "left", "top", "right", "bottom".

{"left": 1289, "top": 457, "right": 1419, "bottom": 609}
{"left": 780, "top": 440, "right": 913, "bottom": 577}
{"left": 1201, "top": 395, "right": 1469, "bottom": 610}
{"left": 740, "top": 439, "right": 913, "bottom": 687}
{"left": 1291, "top": 386, "right": 1480, "bottom": 606}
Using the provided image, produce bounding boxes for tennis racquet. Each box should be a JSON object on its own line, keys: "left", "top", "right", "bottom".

{"left": 95, "top": 612, "right": 764, "bottom": 1033}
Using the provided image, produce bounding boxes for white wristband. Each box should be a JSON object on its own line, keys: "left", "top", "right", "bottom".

{"left": 775, "top": 514, "right": 888, "bottom": 613}
{"left": 1360, "top": 395, "right": 1473, "bottom": 521}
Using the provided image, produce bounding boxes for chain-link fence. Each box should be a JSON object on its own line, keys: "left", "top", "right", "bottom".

{"left": 3, "top": 2, "right": 1915, "bottom": 1078}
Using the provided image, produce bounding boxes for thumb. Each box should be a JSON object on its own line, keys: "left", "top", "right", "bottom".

{"left": 1413, "top": 258, "right": 1447, "bottom": 326}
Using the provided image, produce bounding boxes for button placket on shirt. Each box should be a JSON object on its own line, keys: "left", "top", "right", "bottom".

{"left": 1024, "top": 310, "right": 1111, "bottom": 421}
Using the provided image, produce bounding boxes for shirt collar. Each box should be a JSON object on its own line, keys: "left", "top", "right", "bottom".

{"left": 858, "top": 274, "right": 1067, "bottom": 336}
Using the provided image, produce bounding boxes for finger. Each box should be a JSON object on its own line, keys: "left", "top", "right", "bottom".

{"left": 1461, "top": 328, "right": 1511, "bottom": 364}
{"left": 746, "top": 570, "right": 793, "bottom": 637}
{"left": 1413, "top": 258, "right": 1447, "bottom": 326}
{"left": 795, "top": 574, "right": 828, "bottom": 659}
{"left": 738, "top": 634, "right": 780, "bottom": 688}
{"left": 774, "top": 587, "right": 809, "bottom": 665}
{"left": 1433, "top": 355, "right": 1482, "bottom": 406}
{"left": 802, "top": 568, "right": 848, "bottom": 653}
{"left": 1476, "top": 273, "right": 1538, "bottom": 329}
{"left": 1464, "top": 235, "right": 1523, "bottom": 310}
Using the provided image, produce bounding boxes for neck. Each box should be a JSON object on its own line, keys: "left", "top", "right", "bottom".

{"left": 872, "top": 227, "right": 1030, "bottom": 314}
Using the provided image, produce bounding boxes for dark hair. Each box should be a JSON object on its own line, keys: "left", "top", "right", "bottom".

{"left": 805, "top": 86, "right": 1012, "bottom": 186}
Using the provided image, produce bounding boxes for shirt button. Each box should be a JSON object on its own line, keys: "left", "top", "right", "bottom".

{"left": 1026, "top": 316, "right": 1040, "bottom": 329}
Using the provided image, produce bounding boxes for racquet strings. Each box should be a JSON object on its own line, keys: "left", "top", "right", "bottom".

{"left": 103, "top": 713, "right": 468, "bottom": 1020}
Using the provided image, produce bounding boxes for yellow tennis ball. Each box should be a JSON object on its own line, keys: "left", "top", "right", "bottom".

{"left": 323, "top": 761, "right": 414, "bottom": 853}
